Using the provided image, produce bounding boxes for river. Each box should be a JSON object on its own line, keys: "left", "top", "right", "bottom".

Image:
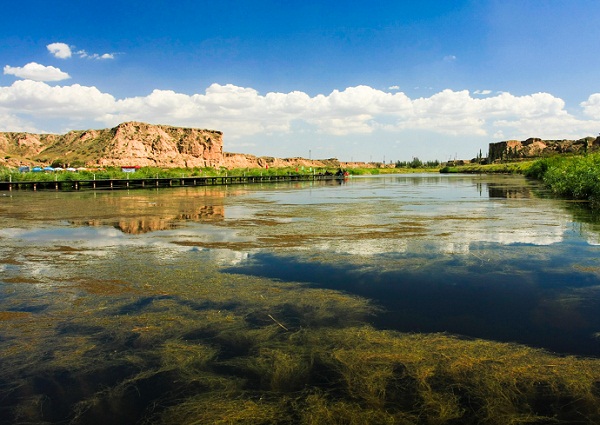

{"left": 1, "top": 173, "right": 599, "bottom": 423}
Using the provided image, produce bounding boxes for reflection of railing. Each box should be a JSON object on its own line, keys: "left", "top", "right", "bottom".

{"left": 0, "top": 174, "right": 340, "bottom": 191}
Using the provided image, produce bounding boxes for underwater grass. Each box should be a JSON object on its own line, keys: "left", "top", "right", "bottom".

{"left": 2, "top": 238, "right": 600, "bottom": 423}
{"left": 149, "top": 325, "right": 600, "bottom": 424}
{"left": 3, "top": 280, "right": 600, "bottom": 424}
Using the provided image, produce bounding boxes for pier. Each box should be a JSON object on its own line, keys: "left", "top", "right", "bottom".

{"left": 0, "top": 173, "right": 341, "bottom": 192}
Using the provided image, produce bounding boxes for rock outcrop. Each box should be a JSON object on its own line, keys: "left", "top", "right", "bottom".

{"left": 489, "top": 137, "right": 600, "bottom": 162}
{"left": 0, "top": 122, "right": 346, "bottom": 170}
{"left": 0, "top": 122, "right": 224, "bottom": 168}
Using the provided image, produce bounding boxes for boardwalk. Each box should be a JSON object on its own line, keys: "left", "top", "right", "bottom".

{"left": 0, "top": 173, "right": 342, "bottom": 191}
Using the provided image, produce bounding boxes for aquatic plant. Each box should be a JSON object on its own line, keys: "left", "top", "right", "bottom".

{"left": 3, "top": 177, "right": 600, "bottom": 424}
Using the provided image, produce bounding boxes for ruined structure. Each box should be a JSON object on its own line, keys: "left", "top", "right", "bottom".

{"left": 488, "top": 137, "right": 600, "bottom": 162}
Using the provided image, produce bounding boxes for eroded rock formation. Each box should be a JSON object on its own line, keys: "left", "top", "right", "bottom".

{"left": 489, "top": 137, "right": 600, "bottom": 162}
{"left": 0, "top": 122, "right": 346, "bottom": 169}
{"left": 0, "top": 122, "right": 224, "bottom": 168}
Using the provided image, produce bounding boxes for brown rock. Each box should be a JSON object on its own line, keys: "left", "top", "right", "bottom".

{"left": 0, "top": 121, "right": 342, "bottom": 170}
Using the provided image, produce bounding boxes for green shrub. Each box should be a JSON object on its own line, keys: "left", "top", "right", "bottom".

{"left": 526, "top": 153, "right": 600, "bottom": 206}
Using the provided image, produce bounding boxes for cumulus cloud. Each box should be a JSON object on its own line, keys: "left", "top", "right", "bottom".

{"left": 474, "top": 90, "right": 492, "bottom": 95}
{"left": 3, "top": 62, "right": 70, "bottom": 81}
{"left": 47, "top": 42, "right": 72, "bottom": 59}
{"left": 0, "top": 80, "right": 114, "bottom": 118}
{"left": 0, "top": 111, "right": 39, "bottom": 132}
{"left": 581, "top": 93, "right": 600, "bottom": 119}
{"left": 0, "top": 81, "right": 599, "bottom": 144}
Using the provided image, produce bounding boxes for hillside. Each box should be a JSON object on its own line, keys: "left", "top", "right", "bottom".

{"left": 0, "top": 122, "right": 224, "bottom": 169}
{"left": 0, "top": 122, "right": 345, "bottom": 170}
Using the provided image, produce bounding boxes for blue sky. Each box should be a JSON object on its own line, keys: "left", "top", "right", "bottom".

{"left": 2, "top": 0, "right": 600, "bottom": 162}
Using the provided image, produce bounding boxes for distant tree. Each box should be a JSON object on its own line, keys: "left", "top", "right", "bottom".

{"left": 409, "top": 157, "right": 423, "bottom": 168}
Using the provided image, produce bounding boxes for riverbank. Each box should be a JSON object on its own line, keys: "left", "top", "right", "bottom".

{"left": 441, "top": 153, "right": 600, "bottom": 210}
{"left": 440, "top": 160, "right": 536, "bottom": 175}
{"left": 0, "top": 165, "right": 439, "bottom": 186}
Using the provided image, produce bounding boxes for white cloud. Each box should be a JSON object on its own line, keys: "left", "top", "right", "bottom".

{"left": 474, "top": 90, "right": 492, "bottom": 95}
{"left": 443, "top": 55, "right": 457, "bottom": 62}
{"left": 389, "top": 85, "right": 400, "bottom": 90}
{"left": 3, "top": 62, "right": 70, "bottom": 81}
{"left": 47, "top": 42, "right": 72, "bottom": 59}
{"left": 0, "top": 81, "right": 599, "bottom": 146}
{"left": 581, "top": 93, "right": 600, "bottom": 119}
{"left": 46, "top": 42, "right": 116, "bottom": 61}
{"left": 0, "top": 80, "right": 114, "bottom": 119}
{"left": 0, "top": 112, "right": 39, "bottom": 132}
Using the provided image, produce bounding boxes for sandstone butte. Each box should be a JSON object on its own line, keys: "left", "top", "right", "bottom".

{"left": 0, "top": 121, "right": 345, "bottom": 170}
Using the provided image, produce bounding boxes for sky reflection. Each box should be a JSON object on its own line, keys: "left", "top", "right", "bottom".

{"left": 1, "top": 175, "right": 600, "bottom": 357}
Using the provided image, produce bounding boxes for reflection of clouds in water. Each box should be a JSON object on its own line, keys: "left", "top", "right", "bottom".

{"left": 204, "top": 248, "right": 251, "bottom": 265}
{"left": 0, "top": 224, "right": 256, "bottom": 275}
{"left": 584, "top": 226, "right": 600, "bottom": 246}
{"left": 165, "top": 223, "right": 255, "bottom": 245}
{"left": 308, "top": 239, "right": 408, "bottom": 256}
{"left": 0, "top": 226, "right": 124, "bottom": 245}
{"left": 438, "top": 241, "right": 470, "bottom": 254}
{"left": 458, "top": 226, "right": 565, "bottom": 247}
{"left": 430, "top": 203, "right": 570, "bottom": 246}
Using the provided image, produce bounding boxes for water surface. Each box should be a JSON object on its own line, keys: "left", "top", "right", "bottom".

{"left": 1, "top": 174, "right": 600, "bottom": 423}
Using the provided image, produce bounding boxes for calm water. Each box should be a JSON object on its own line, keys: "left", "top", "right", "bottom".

{"left": 1, "top": 173, "right": 600, "bottom": 423}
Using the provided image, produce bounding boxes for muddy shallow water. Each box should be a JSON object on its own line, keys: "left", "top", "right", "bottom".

{"left": 1, "top": 174, "right": 600, "bottom": 424}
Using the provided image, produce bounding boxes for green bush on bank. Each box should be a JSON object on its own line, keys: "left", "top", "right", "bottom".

{"left": 525, "top": 153, "right": 600, "bottom": 205}
{"left": 440, "top": 161, "right": 535, "bottom": 174}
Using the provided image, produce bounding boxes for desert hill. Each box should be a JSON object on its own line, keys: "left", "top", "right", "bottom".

{"left": 0, "top": 122, "right": 343, "bottom": 170}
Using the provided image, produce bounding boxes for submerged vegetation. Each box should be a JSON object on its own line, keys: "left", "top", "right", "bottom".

{"left": 2, "top": 160, "right": 600, "bottom": 423}
{"left": 2, "top": 247, "right": 600, "bottom": 424}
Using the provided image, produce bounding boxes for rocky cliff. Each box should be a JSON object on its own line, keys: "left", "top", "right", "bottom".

{"left": 0, "top": 122, "right": 345, "bottom": 170}
{"left": 0, "top": 122, "right": 224, "bottom": 168}
{"left": 488, "top": 136, "right": 600, "bottom": 162}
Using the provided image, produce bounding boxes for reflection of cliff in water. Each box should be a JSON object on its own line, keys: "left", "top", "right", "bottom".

{"left": 74, "top": 205, "right": 225, "bottom": 234}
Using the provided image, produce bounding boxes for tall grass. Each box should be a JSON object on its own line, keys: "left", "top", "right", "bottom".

{"left": 525, "top": 153, "right": 600, "bottom": 207}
